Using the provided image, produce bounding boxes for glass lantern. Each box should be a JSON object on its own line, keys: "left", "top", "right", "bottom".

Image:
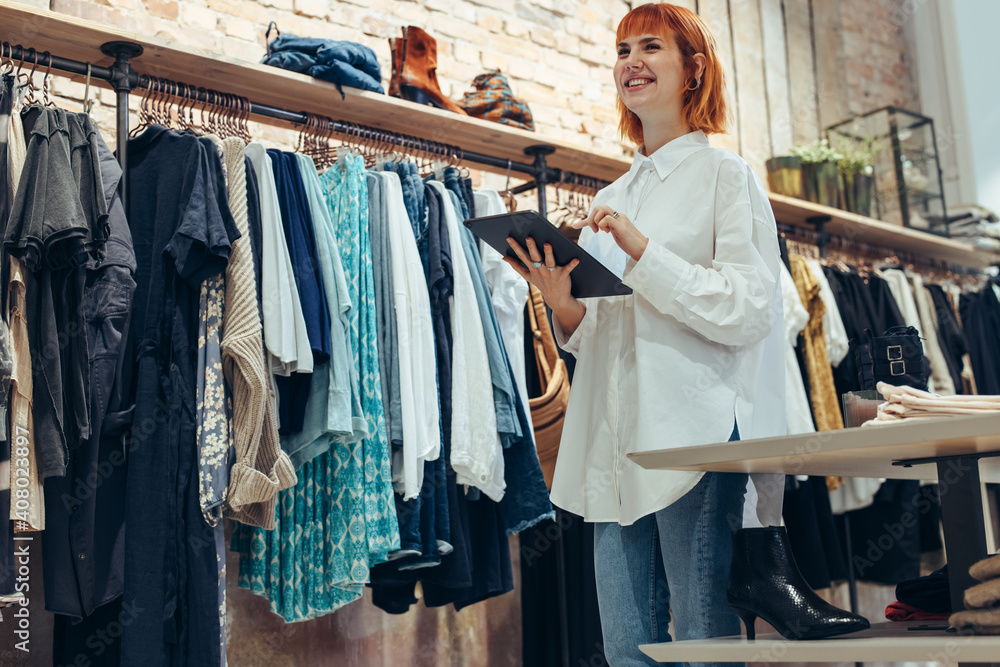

{"left": 827, "top": 107, "right": 948, "bottom": 235}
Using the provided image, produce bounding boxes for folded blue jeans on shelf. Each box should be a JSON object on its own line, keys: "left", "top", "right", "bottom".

{"left": 264, "top": 34, "right": 384, "bottom": 95}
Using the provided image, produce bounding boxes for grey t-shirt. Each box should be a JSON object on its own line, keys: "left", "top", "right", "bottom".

{"left": 366, "top": 172, "right": 403, "bottom": 448}
{"left": 6, "top": 106, "right": 109, "bottom": 270}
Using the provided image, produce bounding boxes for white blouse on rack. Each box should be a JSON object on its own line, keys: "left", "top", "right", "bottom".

{"left": 426, "top": 180, "right": 505, "bottom": 502}
{"left": 551, "top": 131, "right": 786, "bottom": 526}
{"left": 377, "top": 171, "right": 440, "bottom": 500}
{"left": 806, "top": 258, "right": 850, "bottom": 367}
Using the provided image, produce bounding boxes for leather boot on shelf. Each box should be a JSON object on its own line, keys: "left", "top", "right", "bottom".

{"left": 728, "top": 527, "right": 870, "bottom": 640}
{"left": 388, "top": 26, "right": 467, "bottom": 114}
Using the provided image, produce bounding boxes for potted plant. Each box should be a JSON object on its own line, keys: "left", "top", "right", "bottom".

{"left": 790, "top": 139, "right": 843, "bottom": 208}
{"left": 834, "top": 136, "right": 879, "bottom": 217}
{"left": 765, "top": 154, "right": 803, "bottom": 198}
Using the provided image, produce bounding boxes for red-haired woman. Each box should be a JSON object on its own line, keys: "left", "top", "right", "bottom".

{"left": 505, "top": 3, "right": 868, "bottom": 664}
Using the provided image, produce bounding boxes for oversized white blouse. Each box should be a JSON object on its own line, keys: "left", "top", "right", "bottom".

{"left": 551, "top": 131, "right": 786, "bottom": 526}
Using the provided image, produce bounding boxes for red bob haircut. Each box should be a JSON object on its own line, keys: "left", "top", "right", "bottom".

{"left": 616, "top": 3, "right": 730, "bottom": 146}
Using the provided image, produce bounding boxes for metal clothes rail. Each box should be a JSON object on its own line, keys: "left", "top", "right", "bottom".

{"left": 0, "top": 39, "right": 606, "bottom": 219}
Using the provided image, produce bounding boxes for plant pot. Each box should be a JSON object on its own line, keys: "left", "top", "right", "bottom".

{"left": 766, "top": 156, "right": 803, "bottom": 198}
{"left": 841, "top": 172, "right": 874, "bottom": 217}
{"left": 801, "top": 161, "right": 841, "bottom": 208}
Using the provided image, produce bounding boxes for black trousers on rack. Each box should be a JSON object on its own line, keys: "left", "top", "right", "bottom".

{"left": 520, "top": 513, "right": 606, "bottom": 667}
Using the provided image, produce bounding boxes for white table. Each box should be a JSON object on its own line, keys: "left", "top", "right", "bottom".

{"left": 629, "top": 415, "right": 1000, "bottom": 664}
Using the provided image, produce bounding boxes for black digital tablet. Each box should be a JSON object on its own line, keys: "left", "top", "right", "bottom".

{"left": 464, "top": 210, "right": 633, "bottom": 299}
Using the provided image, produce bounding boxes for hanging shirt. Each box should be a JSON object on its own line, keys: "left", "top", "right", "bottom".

{"left": 426, "top": 180, "right": 505, "bottom": 502}
{"left": 244, "top": 143, "right": 312, "bottom": 378}
{"left": 123, "top": 124, "right": 240, "bottom": 667}
{"left": 789, "top": 255, "right": 844, "bottom": 432}
{"left": 551, "top": 131, "right": 785, "bottom": 526}
{"left": 269, "top": 150, "right": 331, "bottom": 434}
{"left": 377, "top": 171, "right": 440, "bottom": 500}
{"left": 805, "top": 258, "right": 850, "bottom": 367}
{"left": 911, "top": 273, "right": 956, "bottom": 396}
{"left": 880, "top": 268, "right": 922, "bottom": 332}
{"left": 279, "top": 153, "right": 366, "bottom": 468}
{"left": 366, "top": 172, "right": 403, "bottom": 450}
{"left": 7, "top": 107, "right": 108, "bottom": 480}
{"left": 474, "top": 190, "right": 533, "bottom": 446}
{"left": 42, "top": 128, "right": 136, "bottom": 624}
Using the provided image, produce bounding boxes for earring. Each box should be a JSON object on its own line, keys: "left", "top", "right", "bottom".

{"left": 687, "top": 77, "right": 701, "bottom": 91}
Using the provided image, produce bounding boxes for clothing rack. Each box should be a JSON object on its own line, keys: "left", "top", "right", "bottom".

{"left": 777, "top": 222, "right": 982, "bottom": 276}
{"left": 0, "top": 39, "right": 608, "bottom": 221}
{"left": 1, "top": 35, "right": 584, "bottom": 667}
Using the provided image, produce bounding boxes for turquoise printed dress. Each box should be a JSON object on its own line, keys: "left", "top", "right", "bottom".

{"left": 233, "top": 152, "right": 399, "bottom": 621}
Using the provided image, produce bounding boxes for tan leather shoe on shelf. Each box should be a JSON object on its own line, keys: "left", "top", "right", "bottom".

{"left": 388, "top": 26, "right": 467, "bottom": 114}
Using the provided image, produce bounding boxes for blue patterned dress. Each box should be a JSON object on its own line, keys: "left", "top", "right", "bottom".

{"left": 233, "top": 153, "right": 399, "bottom": 622}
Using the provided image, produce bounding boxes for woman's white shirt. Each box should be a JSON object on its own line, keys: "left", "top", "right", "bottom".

{"left": 551, "top": 131, "right": 786, "bottom": 526}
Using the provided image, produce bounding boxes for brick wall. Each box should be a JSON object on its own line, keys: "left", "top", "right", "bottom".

{"left": 29, "top": 0, "right": 630, "bottom": 159}
{"left": 815, "top": 0, "right": 921, "bottom": 131}
{"left": 8, "top": 0, "right": 924, "bottom": 181}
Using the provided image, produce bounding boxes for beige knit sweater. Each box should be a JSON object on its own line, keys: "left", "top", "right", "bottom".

{"left": 219, "top": 137, "right": 296, "bottom": 529}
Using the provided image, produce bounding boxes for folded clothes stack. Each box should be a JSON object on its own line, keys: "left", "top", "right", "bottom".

{"left": 457, "top": 71, "right": 535, "bottom": 131}
{"left": 886, "top": 566, "right": 951, "bottom": 621}
{"left": 862, "top": 381, "right": 1000, "bottom": 425}
{"left": 927, "top": 205, "right": 1000, "bottom": 252}
{"left": 263, "top": 33, "right": 384, "bottom": 95}
{"left": 950, "top": 554, "right": 1000, "bottom": 634}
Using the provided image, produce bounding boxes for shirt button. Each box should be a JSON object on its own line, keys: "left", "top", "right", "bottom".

{"left": 78, "top": 553, "right": 86, "bottom": 560}
{"left": 480, "top": 475, "right": 487, "bottom": 482}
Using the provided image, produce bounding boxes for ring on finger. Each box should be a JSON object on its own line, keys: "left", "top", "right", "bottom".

{"left": 546, "top": 267, "right": 555, "bottom": 271}
{"left": 532, "top": 261, "right": 542, "bottom": 268}
{"left": 612, "top": 210, "right": 620, "bottom": 219}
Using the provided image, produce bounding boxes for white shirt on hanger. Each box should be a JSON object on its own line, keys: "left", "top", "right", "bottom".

{"left": 245, "top": 143, "right": 313, "bottom": 377}
{"left": 377, "top": 171, "right": 441, "bottom": 500}
{"left": 427, "top": 180, "right": 505, "bottom": 501}
{"left": 805, "top": 258, "right": 850, "bottom": 367}
{"left": 552, "top": 130, "right": 786, "bottom": 526}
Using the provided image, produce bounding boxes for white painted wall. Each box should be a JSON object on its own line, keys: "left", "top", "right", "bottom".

{"left": 912, "top": 0, "right": 1000, "bottom": 215}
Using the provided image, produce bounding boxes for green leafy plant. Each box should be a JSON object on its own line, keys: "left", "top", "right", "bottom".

{"left": 833, "top": 136, "right": 880, "bottom": 175}
{"left": 790, "top": 139, "right": 843, "bottom": 164}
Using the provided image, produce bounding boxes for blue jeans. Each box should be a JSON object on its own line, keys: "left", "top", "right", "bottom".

{"left": 594, "top": 467, "right": 748, "bottom": 667}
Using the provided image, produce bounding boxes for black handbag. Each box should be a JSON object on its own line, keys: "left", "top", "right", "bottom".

{"left": 852, "top": 326, "right": 928, "bottom": 391}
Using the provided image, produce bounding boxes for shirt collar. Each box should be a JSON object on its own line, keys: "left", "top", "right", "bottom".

{"left": 626, "top": 130, "right": 711, "bottom": 186}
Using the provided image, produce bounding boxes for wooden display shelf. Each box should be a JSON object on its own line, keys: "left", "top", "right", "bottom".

{"left": 640, "top": 622, "right": 1000, "bottom": 664}
{"left": 4, "top": 2, "right": 998, "bottom": 269}
{"left": 629, "top": 413, "right": 1000, "bottom": 481}
{"left": 0, "top": 0, "right": 633, "bottom": 182}
{"left": 769, "top": 192, "right": 1000, "bottom": 267}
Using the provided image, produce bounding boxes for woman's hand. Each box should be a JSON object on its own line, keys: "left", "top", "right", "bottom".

{"left": 573, "top": 205, "right": 649, "bottom": 261}
{"left": 503, "top": 236, "right": 579, "bottom": 310}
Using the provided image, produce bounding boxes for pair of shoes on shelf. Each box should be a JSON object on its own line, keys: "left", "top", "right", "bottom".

{"left": 388, "top": 27, "right": 466, "bottom": 115}
{"left": 728, "top": 526, "right": 871, "bottom": 640}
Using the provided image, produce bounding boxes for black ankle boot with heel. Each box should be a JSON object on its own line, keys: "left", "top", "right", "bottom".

{"left": 728, "top": 526, "right": 870, "bottom": 640}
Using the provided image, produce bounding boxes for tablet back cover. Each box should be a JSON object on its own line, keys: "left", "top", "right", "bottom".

{"left": 465, "top": 210, "right": 633, "bottom": 299}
